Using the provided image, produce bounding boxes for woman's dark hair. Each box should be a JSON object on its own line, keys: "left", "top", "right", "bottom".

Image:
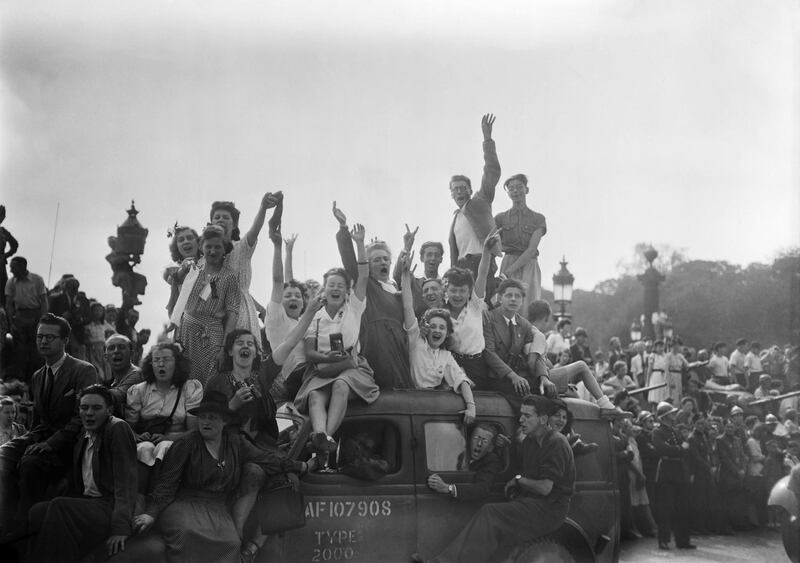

{"left": 88, "top": 300, "right": 105, "bottom": 324}
{"left": 141, "top": 342, "right": 191, "bottom": 387}
{"left": 283, "top": 279, "right": 309, "bottom": 312}
{"left": 420, "top": 308, "right": 454, "bottom": 350}
{"left": 556, "top": 318, "right": 571, "bottom": 331}
{"left": 323, "top": 267, "right": 352, "bottom": 291}
{"left": 200, "top": 224, "right": 233, "bottom": 254}
{"left": 209, "top": 201, "right": 241, "bottom": 241}
{"left": 168, "top": 226, "right": 201, "bottom": 263}
{"left": 443, "top": 267, "right": 474, "bottom": 292}
{"left": 218, "top": 329, "right": 262, "bottom": 372}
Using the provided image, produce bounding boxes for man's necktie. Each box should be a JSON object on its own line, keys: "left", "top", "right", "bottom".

{"left": 42, "top": 366, "right": 54, "bottom": 406}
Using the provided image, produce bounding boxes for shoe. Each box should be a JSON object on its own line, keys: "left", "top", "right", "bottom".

{"left": 311, "top": 432, "right": 338, "bottom": 453}
{"left": 677, "top": 543, "right": 698, "bottom": 550}
{"left": 240, "top": 541, "right": 259, "bottom": 563}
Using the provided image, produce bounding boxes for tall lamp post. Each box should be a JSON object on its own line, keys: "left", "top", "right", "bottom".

{"left": 630, "top": 320, "right": 643, "bottom": 343}
{"left": 552, "top": 256, "right": 574, "bottom": 322}
{"left": 637, "top": 246, "right": 665, "bottom": 340}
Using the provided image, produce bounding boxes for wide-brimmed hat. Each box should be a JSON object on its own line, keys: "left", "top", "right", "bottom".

{"left": 656, "top": 401, "right": 678, "bottom": 419}
{"left": 188, "top": 391, "right": 234, "bottom": 418}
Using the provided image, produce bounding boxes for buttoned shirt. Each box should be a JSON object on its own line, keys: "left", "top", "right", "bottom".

{"left": 46, "top": 353, "right": 68, "bottom": 376}
{"left": 406, "top": 320, "right": 472, "bottom": 390}
{"left": 745, "top": 352, "right": 763, "bottom": 373}
{"left": 265, "top": 301, "right": 306, "bottom": 377}
{"left": 82, "top": 432, "right": 102, "bottom": 497}
{"left": 448, "top": 290, "right": 486, "bottom": 356}
{"left": 5, "top": 272, "right": 47, "bottom": 309}
{"left": 305, "top": 294, "right": 366, "bottom": 354}
{"left": 729, "top": 349, "right": 748, "bottom": 375}
{"left": 494, "top": 206, "right": 547, "bottom": 255}
{"left": 708, "top": 355, "right": 730, "bottom": 379}
{"left": 453, "top": 209, "right": 483, "bottom": 257}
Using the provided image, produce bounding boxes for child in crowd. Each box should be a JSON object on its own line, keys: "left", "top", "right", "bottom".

{"left": 0, "top": 397, "right": 24, "bottom": 446}
{"left": 401, "top": 254, "right": 476, "bottom": 425}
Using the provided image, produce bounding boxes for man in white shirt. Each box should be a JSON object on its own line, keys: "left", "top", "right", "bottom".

{"left": 729, "top": 338, "right": 749, "bottom": 388}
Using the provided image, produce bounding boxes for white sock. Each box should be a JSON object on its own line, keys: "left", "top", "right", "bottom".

{"left": 596, "top": 395, "right": 615, "bottom": 409}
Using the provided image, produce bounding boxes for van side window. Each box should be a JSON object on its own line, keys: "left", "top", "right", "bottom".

{"left": 336, "top": 420, "right": 401, "bottom": 478}
{"left": 424, "top": 422, "right": 466, "bottom": 471}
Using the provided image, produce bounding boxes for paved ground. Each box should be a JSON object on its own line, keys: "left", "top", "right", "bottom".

{"left": 619, "top": 527, "right": 788, "bottom": 562}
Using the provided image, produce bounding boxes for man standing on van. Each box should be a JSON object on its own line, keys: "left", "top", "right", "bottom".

{"left": 419, "top": 395, "right": 575, "bottom": 563}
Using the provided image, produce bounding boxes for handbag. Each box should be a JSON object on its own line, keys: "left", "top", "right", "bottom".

{"left": 257, "top": 474, "right": 306, "bottom": 534}
{"left": 134, "top": 384, "right": 183, "bottom": 436}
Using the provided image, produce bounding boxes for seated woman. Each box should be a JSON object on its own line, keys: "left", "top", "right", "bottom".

{"left": 163, "top": 224, "right": 201, "bottom": 317}
{"left": 547, "top": 398, "right": 598, "bottom": 456}
{"left": 170, "top": 224, "right": 241, "bottom": 385}
{"left": 294, "top": 224, "right": 379, "bottom": 459}
{"left": 125, "top": 343, "right": 203, "bottom": 488}
{"left": 122, "top": 392, "right": 312, "bottom": 563}
{"left": 400, "top": 253, "right": 475, "bottom": 425}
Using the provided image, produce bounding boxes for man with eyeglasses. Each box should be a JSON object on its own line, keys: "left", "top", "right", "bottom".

{"left": 0, "top": 313, "right": 97, "bottom": 542}
{"left": 447, "top": 114, "right": 502, "bottom": 304}
{"left": 103, "top": 334, "right": 143, "bottom": 418}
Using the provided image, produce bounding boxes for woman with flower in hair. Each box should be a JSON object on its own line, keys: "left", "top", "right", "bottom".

{"left": 171, "top": 224, "right": 240, "bottom": 385}
{"left": 207, "top": 192, "right": 281, "bottom": 338}
{"left": 163, "top": 224, "right": 201, "bottom": 316}
{"left": 400, "top": 253, "right": 475, "bottom": 424}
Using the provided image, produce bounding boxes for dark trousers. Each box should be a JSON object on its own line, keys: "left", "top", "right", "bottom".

{"left": 453, "top": 353, "right": 490, "bottom": 390}
{"left": 29, "top": 496, "right": 113, "bottom": 563}
{"left": 655, "top": 480, "right": 690, "bottom": 546}
{"left": 689, "top": 470, "right": 713, "bottom": 533}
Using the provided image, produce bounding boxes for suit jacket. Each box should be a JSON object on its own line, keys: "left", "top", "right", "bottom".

{"left": 652, "top": 423, "right": 689, "bottom": 484}
{"left": 448, "top": 139, "right": 501, "bottom": 264}
{"left": 454, "top": 450, "right": 503, "bottom": 502}
{"left": 71, "top": 416, "right": 137, "bottom": 536}
{"left": 483, "top": 308, "right": 534, "bottom": 380}
{"left": 29, "top": 355, "right": 98, "bottom": 452}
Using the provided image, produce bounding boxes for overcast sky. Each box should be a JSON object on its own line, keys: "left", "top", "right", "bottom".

{"left": 1, "top": 0, "right": 797, "bottom": 335}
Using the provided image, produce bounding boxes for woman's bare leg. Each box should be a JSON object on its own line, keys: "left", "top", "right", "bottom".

{"left": 325, "top": 378, "right": 354, "bottom": 436}
{"left": 308, "top": 388, "right": 331, "bottom": 433}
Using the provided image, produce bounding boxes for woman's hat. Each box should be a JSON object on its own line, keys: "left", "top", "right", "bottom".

{"left": 188, "top": 391, "right": 234, "bottom": 418}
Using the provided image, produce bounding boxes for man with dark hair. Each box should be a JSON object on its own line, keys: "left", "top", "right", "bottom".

{"left": 544, "top": 317, "right": 572, "bottom": 362}
{"left": 426, "top": 422, "right": 503, "bottom": 503}
{"left": 483, "top": 280, "right": 555, "bottom": 400}
{"left": 0, "top": 205, "right": 19, "bottom": 308}
{"left": 416, "top": 395, "right": 575, "bottom": 563}
{"left": 392, "top": 240, "right": 445, "bottom": 316}
{"left": 729, "top": 338, "right": 749, "bottom": 388}
{"left": 0, "top": 314, "right": 97, "bottom": 539}
{"left": 4, "top": 256, "right": 48, "bottom": 383}
{"left": 569, "top": 327, "right": 594, "bottom": 368}
{"left": 48, "top": 274, "right": 91, "bottom": 360}
{"left": 103, "top": 334, "right": 142, "bottom": 417}
{"left": 448, "top": 114, "right": 501, "bottom": 303}
{"left": 28, "top": 383, "right": 137, "bottom": 562}
{"left": 708, "top": 342, "right": 731, "bottom": 385}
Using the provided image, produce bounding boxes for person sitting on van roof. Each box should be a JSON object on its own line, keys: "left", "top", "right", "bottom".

{"left": 416, "top": 395, "right": 575, "bottom": 563}
{"left": 426, "top": 422, "right": 503, "bottom": 502}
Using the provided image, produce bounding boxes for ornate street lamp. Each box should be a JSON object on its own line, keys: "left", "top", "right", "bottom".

{"left": 552, "top": 256, "right": 574, "bottom": 321}
{"left": 630, "top": 320, "right": 643, "bottom": 343}
{"left": 106, "top": 201, "right": 149, "bottom": 308}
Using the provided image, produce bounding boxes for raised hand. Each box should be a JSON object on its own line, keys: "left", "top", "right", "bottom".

{"left": 307, "top": 293, "right": 326, "bottom": 314}
{"left": 284, "top": 233, "right": 298, "bottom": 251}
{"left": 261, "top": 192, "right": 282, "bottom": 210}
{"left": 332, "top": 201, "right": 347, "bottom": 227}
{"left": 403, "top": 224, "right": 419, "bottom": 252}
{"left": 483, "top": 227, "right": 501, "bottom": 251}
{"left": 481, "top": 113, "right": 496, "bottom": 141}
{"left": 268, "top": 228, "right": 282, "bottom": 246}
{"left": 351, "top": 223, "right": 366, "bottom": 244}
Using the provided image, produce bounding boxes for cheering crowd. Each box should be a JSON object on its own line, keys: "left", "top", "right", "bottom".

{"left": 0, "top": 113, "right": 798, "bottom": 561}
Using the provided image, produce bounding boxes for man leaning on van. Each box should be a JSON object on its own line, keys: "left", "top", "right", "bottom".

{"left": 414, "top": 394, "right": 575, "bottom": 563}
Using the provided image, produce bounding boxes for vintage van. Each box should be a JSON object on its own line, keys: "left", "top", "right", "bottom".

{"left": 270, "top": 389, "right": 621, "bottom": 563}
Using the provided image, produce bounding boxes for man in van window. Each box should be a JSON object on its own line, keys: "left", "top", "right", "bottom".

{"left": 426, "top": 422, "right": 503, "bottom": 502}
{"left": 415, "top": 395, "right": 575, "bottom": 563}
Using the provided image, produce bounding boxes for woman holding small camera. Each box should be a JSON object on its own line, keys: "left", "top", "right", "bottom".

{"left": 294, "top": 224, "right": 380, "bottom": 457}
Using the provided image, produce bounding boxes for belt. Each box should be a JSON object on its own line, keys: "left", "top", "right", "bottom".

{"left": 453, "top": 351, "right": 483, "bottom": 360}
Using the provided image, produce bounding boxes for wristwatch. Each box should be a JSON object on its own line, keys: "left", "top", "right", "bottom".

{"left": 447, "top": 484, "right": 456, "bottom": 497}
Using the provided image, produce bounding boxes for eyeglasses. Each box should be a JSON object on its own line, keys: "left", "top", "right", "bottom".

{"left": 35, "top": 334, "right": 60, "bottom": 343}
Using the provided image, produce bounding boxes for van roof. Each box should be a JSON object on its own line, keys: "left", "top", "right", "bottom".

{"left": 345, "top": 389, "right": 604, "bottom": 420}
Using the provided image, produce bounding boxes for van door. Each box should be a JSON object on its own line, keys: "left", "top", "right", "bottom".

{"left": 280, "top": 414, "right": 417, "bottom": 563}
{"left": 412, "top": 416, "right": 510, "bottom": 559}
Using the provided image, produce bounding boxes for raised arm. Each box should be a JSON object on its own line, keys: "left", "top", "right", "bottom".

{"left": 400, "top": 253, "right": 416, "bottom": 330}
{"left": 351, "top": 224, "right": 369, "bottom": 301}
{"left": 392, "top": 224, "right": 418, "bottom": 286}
{"left": 333, "top": 201, "right": 358, "bottom": 281}
{"left": 477, "top": 114, "right": 500, "bottom": 203}
{"left": 474, "top": 228, "right": 500, "bottom": 300}
{"left": 284, "top": 233, "right": 297, "bottom": 282}
{"left": 269, "top": 229, "right": 285, "bottom": 305}
{"left": 244, "top": 191, "right": 281, "bottom": 247}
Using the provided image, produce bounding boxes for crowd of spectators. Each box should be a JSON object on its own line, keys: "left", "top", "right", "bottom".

{"left": 0, "top": 114, "right": 798, "bottom": 560}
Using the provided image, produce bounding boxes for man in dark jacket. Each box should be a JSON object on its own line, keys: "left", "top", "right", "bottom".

{"left": 28, "top": 384, "right": 137, "bottom": 562}
{"left": 652, "top": 401, "right": 696, "bottom": 550}
{"left": 48, "top": 275, "right": 91, "bottom": 360}
{"left": 0, "top": 313, "right": 98, "bottom": 537}
{"left": 426, "top": 422, "right": 503, "bottom": 502}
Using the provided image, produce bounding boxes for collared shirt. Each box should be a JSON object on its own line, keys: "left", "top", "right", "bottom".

{"left": 125, "top": 379, "right": 203, "bottom": 429}
{"left": 494, "top": 206, "right": 547, "bottom": 255}
{"left": 305, "top": 294, "right": 366, "bottom": 354}
{"left": 82, "top": 432, "right": 102, "bottom": 497}
{"left": 521, "top": 428, "right": 575, "bottom": 499}
{"left": 448, "top": 290, "right": 486, "bottom": 356}
{"left": 545, "top": 332, "right": 569, "bottom": 357}
{"left": 729, "top": 349, "right": 748, "bottom": 375}
{"left": 406, "top": 319, "right": 473, "bottom": 390}
{"left": 708, "top": 355, "right": 730, "bottom": 378}
{"left": 5, "top": 272, "right": 47, "bottom": 309}
{"left": 745, "top": 352, "right": 763, "bottom": 373}
{"left": 47, "top": 353, "right": 68, "bottom": 376}
{"left": 453, "top": 209, "right": 483, "bottom": 257}
{"left": 265, "top": 301, "right": 306, "bottom": 378}
{"left": 528, "top": 325, "right": 547, "bottom": 356}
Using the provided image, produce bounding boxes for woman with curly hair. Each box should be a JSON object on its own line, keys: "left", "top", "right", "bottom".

{"left": 170, "top": 224, "right": 240, "bottom": 384}
{"left": 163, "top": 224, "right": 201, "bottom": 317}
{"left": 401, "top": 253, "right": 475, "bottom": 425}
{"left": 125, "top": 342, "right": 203, "bottom": 487}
